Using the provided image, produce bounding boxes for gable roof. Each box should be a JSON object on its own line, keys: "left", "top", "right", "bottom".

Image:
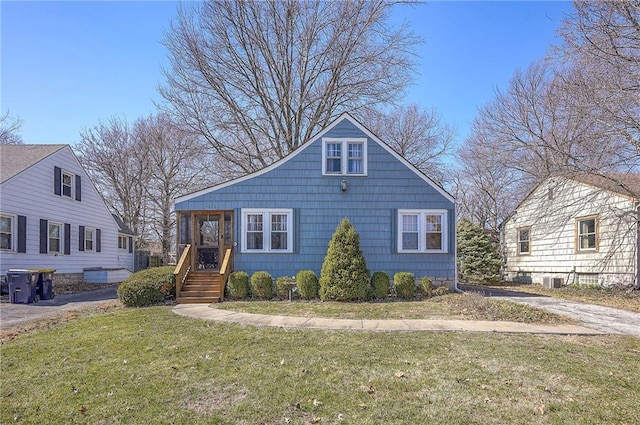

{"left": 175, "top": 113, "right": 454, "bottom": 204}
{"left": 501, "top": 172, "right": 639, "bottom": 229}
{"left": 1, "top": 144, "right": 68, "bottom": 184}
{"left": 571, "top": 173, "right": 640, "bottom": 200}
{"left": 112, "top": 214, "right": 135, "bottom": 236}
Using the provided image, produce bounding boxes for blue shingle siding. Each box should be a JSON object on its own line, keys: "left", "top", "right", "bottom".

{"left": 176, "top": 116, "right": 455, "bottom": 282}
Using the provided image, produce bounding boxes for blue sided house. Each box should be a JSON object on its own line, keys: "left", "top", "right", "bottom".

{"left": 173, "top": 113, "right": 456, "bottom": 303}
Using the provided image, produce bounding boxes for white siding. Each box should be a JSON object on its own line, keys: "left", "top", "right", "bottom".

{"left": 0, "top": 146, "right": 134, "bottom": 276}
{"left": 504, "top": 178, "right": 637, "bottom": 287}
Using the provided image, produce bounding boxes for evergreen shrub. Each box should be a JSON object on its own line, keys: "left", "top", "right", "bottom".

{"left": 297, "top": 270, "right": 319, "bottom": 300}
{"left": 421, "top": 276, "right": 433, "bottom": 296}
{"left": 228, "top": 271, "right": 249, "bottom": 300}
{"left": 276, "top": 276, "right": 296, "bottom": 299}
{"left": 394, "top": 272, "right": 415, "bottom": 299}
{"left": 251, "top": 271, "right": 273, "bottom": 299}
{"left": 371, "top": 271, "right": 390, "bottom": 299}
{"left": 319, "top": 218, "right": 370, "bottom": 301}
{"left": 117, "top": 266, "right": 175, "bottom": 307}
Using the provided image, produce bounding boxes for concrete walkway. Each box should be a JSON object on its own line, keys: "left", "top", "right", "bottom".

{"left": 460, "top": 284, "right": 640, "bottom": 337}
{"left": 0, "top": 285, "right": 118, "bottom": 330}
{"left": 173, "top": 304, "right": 604, "bottom": 335}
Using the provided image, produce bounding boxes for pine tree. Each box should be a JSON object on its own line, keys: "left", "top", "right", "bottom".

{"left": 457, "top": 219, "right": 502, "bottom": 285}
{"left": 319, "top": 218, "right": 370, "bottom": 301}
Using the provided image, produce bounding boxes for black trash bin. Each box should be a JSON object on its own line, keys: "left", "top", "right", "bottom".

{"left": 36, "top": 269, "right": 56, "bottom": 300}
{"left": 7, "top": 269, "right": 39, "bottom": 304}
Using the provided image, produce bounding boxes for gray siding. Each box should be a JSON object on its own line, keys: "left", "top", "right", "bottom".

{"left": 176, "top": 118, "right": 455, "bottom": 281}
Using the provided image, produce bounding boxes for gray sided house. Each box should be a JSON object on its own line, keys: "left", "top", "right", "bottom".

{"left": 173, "top": 113, "right": 456, "bottom": 303}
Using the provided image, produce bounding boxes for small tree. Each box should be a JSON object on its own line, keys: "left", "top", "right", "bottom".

{"left": 457, "top": 219, "right": 502, "bottom": 285}
{"left": 319, "top": 218, "right": 370, "bottom": 301}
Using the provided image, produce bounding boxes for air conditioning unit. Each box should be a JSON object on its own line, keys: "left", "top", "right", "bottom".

{"left": 542, "top": 277, "right": 563, "bottom": 288}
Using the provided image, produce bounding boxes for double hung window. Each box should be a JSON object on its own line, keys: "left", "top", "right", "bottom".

{"left": 322, "top": 138, "right": 367, "bottom": 175}
{"left": 398, "top": 210, "right": 447, "bottom": 253}
{"left": 242, "top": 209, "right": 293, "bottom": 253}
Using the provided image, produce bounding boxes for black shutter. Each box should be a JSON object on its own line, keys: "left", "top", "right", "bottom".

{"left": 75, "top": 175, "right": 82, "bottom": 201}
{"left": 40, "top": 219, "right": 48, "bottom": 253}
{"left": 64, "top": 223, "right": 71, "bottom": 255}
{"left": 128, "top": 236, "right": 133, "bottom": 253}
{"left": 96, "top": 229, "right": 101, "bottom": 252}
{"left": 54, "top": 167, "right": 61, "bottom": 195}
{"left": 78, "top": 225, "right": 85, "bottom": 251}
{"left": 17, "top": 215, "right": 27, "bottom": 253}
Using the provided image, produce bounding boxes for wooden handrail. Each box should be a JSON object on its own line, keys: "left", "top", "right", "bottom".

{"left": 219, "top": 248, "right": 233, "bottom": 301}
{"left": 174, "top": 244, "right": 192, "bottom": 299}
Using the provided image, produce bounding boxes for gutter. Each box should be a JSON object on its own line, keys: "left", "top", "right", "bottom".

{"left": 453, "top": 206, "right": 463, "bottom": 293}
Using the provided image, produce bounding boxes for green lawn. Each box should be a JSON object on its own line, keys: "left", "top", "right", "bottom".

{"left": 2, "top": 307, "right": 639, "bottom": 424}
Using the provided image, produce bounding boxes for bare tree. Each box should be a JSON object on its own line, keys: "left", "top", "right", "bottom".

{"left": 76, "top": 117, "right": 150, "bottom": 240}
{"left": 160, "top": 0, "right": 420, "bottom": 177}
{"left": 555, "top": 0, "right": 640, "bottom": 167}
{"left": 134, "top": 113, "right": 214, "bottom": 263}
{"left": 362, "top": 103, "right": 454, "bottom": 183}
{"left": 0, "top": 110, "right": 24, "bottom": 145}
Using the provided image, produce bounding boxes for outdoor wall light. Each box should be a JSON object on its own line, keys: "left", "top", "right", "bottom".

{"left": 340, "top": 179, "right": 348, "bottom": 192}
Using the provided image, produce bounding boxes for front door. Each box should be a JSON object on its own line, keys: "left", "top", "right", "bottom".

{"left": 195, "top": 214, "right": 221, "bottom": 270}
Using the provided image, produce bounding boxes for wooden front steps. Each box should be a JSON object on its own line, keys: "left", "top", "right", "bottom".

{"left": 177, "top": 271, "right": 223, "bottom": 304}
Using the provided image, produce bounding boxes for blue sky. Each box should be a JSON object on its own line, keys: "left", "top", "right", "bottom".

{"left": 1, "top": 1, "right": 574, "bottom": 146}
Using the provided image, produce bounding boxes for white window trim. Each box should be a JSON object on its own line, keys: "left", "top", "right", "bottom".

{"left": 241, "top": 209, "right": 293, "bottom": 253}
{"left": 85, "top": 227, "right": 95, "bottom": 252}
{"left": 61, "top": 170, "right": 75, "bottom": 199}
{"left": 397, "top": 209, "right": 448, "bottom": 253}
{"left": 322, "top": 138, "right": 367, "bottom": 176}
{"left": 49, "top": 222, "right": 63, "bottom": 254}
{"left": 118, "top": 235, "right": 129, "bottom": 251}
{"left": 0, "top": 213, "right": 16, "bottom": 252}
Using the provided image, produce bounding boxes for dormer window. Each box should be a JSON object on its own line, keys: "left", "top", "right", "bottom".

{"left": 322, "top": 138, "right": 367, "bottom": 176}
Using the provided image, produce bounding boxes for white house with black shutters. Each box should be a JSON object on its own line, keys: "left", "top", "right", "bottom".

{"left": 0, "top": 144, "right": 134, "bottom": 283}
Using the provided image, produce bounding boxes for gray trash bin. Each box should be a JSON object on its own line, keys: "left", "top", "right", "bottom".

{"left": 36, "top": 269, "right": 56, "bottom": 300}
{"left": 7, "top": 269, "right": 39, "bottom": 304}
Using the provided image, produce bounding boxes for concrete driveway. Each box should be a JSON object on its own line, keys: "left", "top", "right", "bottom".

{"left": 460, "top": 284, "right": 640, "bottom": 337}
{"left": 0, "top": 285, "right": 118, "bottom": 331}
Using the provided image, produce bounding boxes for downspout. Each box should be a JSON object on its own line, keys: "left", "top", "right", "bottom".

{"left": 454, "top": 205, "right": 463, "bottom": 293}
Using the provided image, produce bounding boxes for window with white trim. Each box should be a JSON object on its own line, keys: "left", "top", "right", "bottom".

{"left": 118, "top": 235, "right": 128, "bottom": 250}
{"left": 242, "top": 209, "right": 293, "bottom": 253}
{"left": 0, "top": 214, "right": 14, "bottom": 251}
{"left": 517, "top": 227, "right": 531, "bottom": 255}
{"left": 62, "top": 171, "right": 74, "bottom": 198}
{"left": 85, "top": 228, "right": 95, "bottom": 251}
{"left": 576, "top": 216, "right": 598, "bottom": 252}
{"left": 398, "top": 210, "right": 448, "bottom": 253}
{"left": 49, "top": 222, "right": 62, "bottom": 253}
{"left": 322, "top": 138, "right": 367, "bottom": 175}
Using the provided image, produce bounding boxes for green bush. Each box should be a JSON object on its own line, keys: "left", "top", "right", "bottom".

{"left": 319, "top": 218, "right": 370, "bottom": 301}
{"left": 117, "top": 266, "right": 175, "bottom": 307}
{"left": 421, "top": 276, "right": 433, "bottom": 296}
{"left": 394, "top": 272, "right": 415, "bottom": 300}
{"left": 433, "top": 286, "right": 450, "bottom": 296}
{"left": 457, "top": 219, "right": 502, "bottom": 285}
{"left": 297, "top": 270, "right": 319, "bottom": 300}
{"left": 371, "top": 271, "right": 390, "bottom": 299}
{"left": 276, "top": 276, "right": 296, "bottom": 299}
{"left": 228, "top": 271, "right": 249, "bottom": 300}
{"left": 251, "top": 271, "right": 273, "bottom": 299}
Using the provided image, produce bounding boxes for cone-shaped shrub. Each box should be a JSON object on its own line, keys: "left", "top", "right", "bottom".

{"left": 457, "top": 219, "right": 502, "bottom": 285}
{"left": 319, "top": 218, "right": 370, "bottom": 301}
